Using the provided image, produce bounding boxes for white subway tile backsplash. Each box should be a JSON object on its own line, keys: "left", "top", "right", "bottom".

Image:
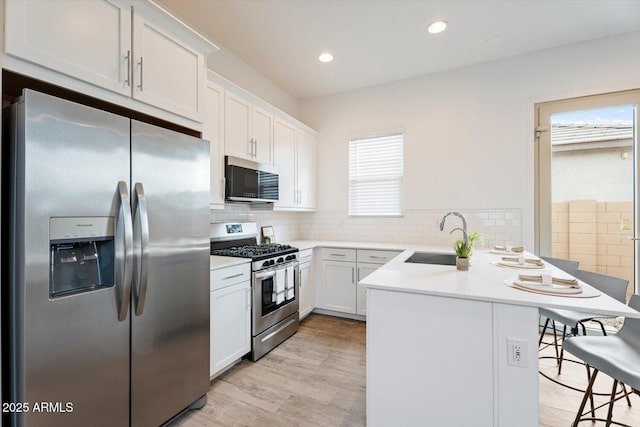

{"left": 210, "top": 205, "right": 522, "bottom": 248}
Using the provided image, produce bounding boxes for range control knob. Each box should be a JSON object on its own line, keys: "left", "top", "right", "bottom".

{"left": 268, "top": 260, "right": 275, "bottom": 266}
{"left": 262, "top": 261, "right": 270, "bottom": 268}
{"left": 285, "top": 254, "right": 297, "bottom": 261}
{"left": 277, "top": 257, "right": 284, "bottom": 263}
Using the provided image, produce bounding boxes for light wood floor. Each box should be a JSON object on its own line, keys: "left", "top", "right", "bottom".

{"left": 176, "top": 315, "right": 640, "bottom": 426}
{"left": 175, "top": 314, "right": 366, "bottom": 427}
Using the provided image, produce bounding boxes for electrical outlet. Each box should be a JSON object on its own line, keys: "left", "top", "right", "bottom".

{"left": 507, "top": 338, "right": 528, "bottom": 368}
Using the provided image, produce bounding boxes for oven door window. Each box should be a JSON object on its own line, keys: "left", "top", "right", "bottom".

{"left": 257, "top": 267, "right": 294, "bottom": 317}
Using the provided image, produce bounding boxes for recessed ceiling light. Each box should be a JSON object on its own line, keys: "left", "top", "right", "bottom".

{"left": 427, "top": 20, "right": 447, "bottom": 34}
{"left": 318, "top": 52, "right": 334, "bottom": 63}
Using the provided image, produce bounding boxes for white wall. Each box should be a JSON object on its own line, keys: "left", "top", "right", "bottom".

{"left": 299, "top": 32, "right": 640, "bottom": 249}
{"left": 207, "top": 49, "right": 299, "bottom": 118}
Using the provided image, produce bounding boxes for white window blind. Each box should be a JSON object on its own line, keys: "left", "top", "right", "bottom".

{"left": 349, "top": 132, "right": 404, "bottom": 216}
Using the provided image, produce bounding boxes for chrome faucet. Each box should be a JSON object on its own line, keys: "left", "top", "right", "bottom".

{"left": 439, "top": 211, "right": 468, "bottom": 244}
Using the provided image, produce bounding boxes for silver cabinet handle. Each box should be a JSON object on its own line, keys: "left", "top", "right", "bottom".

{"left": 221, "top": 177, "right": 225, "bottom": 198}
{"left": 253, "top": 139, "right": 257, "bottom": 157}
{"left": 330, "top": 253, "right": 346, "bottom": 257}
{"left": 369, "top": 255, "right": 386, "bottom": 259}
{"left": 352, "top": 267, "right": 355, "bottom": 283}
{"left": 116, "top": 181, "right": 133, "bottom": 321}
{"left": 299, "top": 270, "right": 303, "bottom": 289}
{"left": 246, "top": 288, "right": 251, "bottom": 310}
{"left": 248, "top": 138, "right": 254, "bottom": 157}
{"left": 222, "top": 273, "right": 244, "bottom": 280}
{"left": 133, "top": 183, "right": 150, "bottom": 316}
{"left": 256, "top": 271, "right": 276, "bottom": 279}
{"left": 137, "top": 56, "right": 143, "bottom": 91}
{"left": 357, "top": 267, "right": 360, "bottom": 282}
{"left": 125, "top": 50, "right": 131, "bottom": 86}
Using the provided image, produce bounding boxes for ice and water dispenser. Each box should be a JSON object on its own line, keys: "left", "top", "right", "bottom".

{"left": 49, "top": 217, "right": 115, "bottom": 298}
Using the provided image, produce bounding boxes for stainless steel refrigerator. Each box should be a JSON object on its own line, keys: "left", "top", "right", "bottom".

{"left": 4, "top": 89, "right": 210, "bottom": 426}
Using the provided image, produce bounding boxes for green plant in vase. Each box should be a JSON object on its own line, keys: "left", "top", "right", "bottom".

{"left": 452, "top": 230, "right": 484, "bottom": 270}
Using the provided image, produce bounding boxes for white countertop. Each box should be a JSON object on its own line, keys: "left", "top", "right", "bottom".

{"left": 284, "top": 240, "right": 426, "bottom": 252}
{"left": 210, "top": 255, "right": 251, "bottom": 270}
{"left": 360, "top": 248, "right": 640, "bottom": 319}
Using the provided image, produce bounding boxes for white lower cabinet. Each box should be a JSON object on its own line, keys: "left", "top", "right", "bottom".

{"left": 318, "top": 247, "right": 401, "bottom": 317}
{"left": 210, "top": 263, "right": 251, "bottom": 378}
{"left": 318, "top": 248, "right": 357, "bottom": 314}
{"left": 320, "top": 260, "right": 356, "bottom": 314}
{"left": 356, "top": 263, "right": 379, "bottom": 316}
{"left": 298, "top": 249, "right": 315, "bottom": 319}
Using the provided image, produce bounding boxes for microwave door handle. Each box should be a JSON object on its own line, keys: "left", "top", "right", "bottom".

{"left": 116, "top": 181, "right": 133, "bottom": 321}
{"left": 133, "top": 183, "right": 150, "bottom": 316}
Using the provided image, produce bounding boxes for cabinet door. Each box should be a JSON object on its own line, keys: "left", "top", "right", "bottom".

{"left": 299, "top": 262, "right": 315, "bottom": 319}
{"left": 132, "top": 10, "right": 205, "bottom": 121}
{"left": 274, "top": 119, "right": 297, "bottom": 208}
{"left": 204, "top": 81, "right": 225, "bottom": 208}
{"left": 252, "top": 107, "right": 274, "bottom": 164}
{"left": 297, "top": 130, "right": 316, "bottom": 209}
{"left": 356, "top": 263, "right": 380, "bottom": 316}
{"left": 5, "top": 0, "right": 131, "bottom": 96}
{"left": 319, "top": 261, "right": 356, "bottom": 314}
{"left": 210, "top": 281, "right": 251, "bottom": 377}
{"left": 224, "top": 93, "right": 253, "bottom": 160}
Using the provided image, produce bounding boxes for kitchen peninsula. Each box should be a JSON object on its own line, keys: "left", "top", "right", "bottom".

{"left": 360, "top": 249, "right": 640, "bottom": 427}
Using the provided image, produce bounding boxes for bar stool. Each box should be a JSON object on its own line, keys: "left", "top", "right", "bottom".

{"left": 562, "top": 294, "right": 640, "bottom": 427}
{"left": 538, "top": 267, "right": 628, "bottom": 379}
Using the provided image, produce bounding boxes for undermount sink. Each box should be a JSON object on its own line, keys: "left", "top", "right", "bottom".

{"left": 404, "top": 252, "right": 457, "bottom": 266}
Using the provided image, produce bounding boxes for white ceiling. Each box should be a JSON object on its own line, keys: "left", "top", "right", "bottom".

{"left": 157, "top": 0, "right": 640, "bottom": 100}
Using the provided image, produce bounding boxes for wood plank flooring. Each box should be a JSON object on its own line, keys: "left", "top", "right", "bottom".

{"left": 176, "top": 315, "right": 640, "bottom": 427}
{"left": 175, "top": 314, "right": 366, "bottom": 427}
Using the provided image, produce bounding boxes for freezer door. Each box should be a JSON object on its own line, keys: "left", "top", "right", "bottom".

{"left": 9, "top": 90, "right": 131, "bottom": 426}
{"left": 130, "top": 120, "right": 210, "bottom": 426}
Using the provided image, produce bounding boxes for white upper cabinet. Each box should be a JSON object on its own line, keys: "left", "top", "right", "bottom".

{"left": 296, "top": 129, "right": 316, "bottom": 210}
{"left": 224, "top": 91, "right": 274, "bottom": 164}
{"left": 5, "top": 0, "right": 132, "bottom": 96}
{"left": 203, "top": 79, "right": 225, "bottom": 209}
{"left": 132, "top": 9, "right": 206, "bottom": 121}
{"left": 4, "top": 0, "right": 216, "bottom": 123}
{"left": 252, "top": 106, "right": 274, "bottom": 164}
{"left": 273, "top": 124, "right": 316, "bottom": 211}
{"left": 274, "top": 119, "right": 297, "bottom": 208}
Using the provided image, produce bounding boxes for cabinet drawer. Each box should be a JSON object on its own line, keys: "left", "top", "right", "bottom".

{"left": 357, "top": 249, "right": 401, "bottom": 264}
{"left": 299, "top": 248, "right": 313, "bottom": 264}
{"left": 210, "top": 263, "right": 251, "bottom": 291}
{"left": 321, "top": 247, "right": 356, "bottom": 262}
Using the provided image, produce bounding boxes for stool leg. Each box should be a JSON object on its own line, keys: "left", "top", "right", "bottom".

{"left": 606, "top": 379, "right": 618, "bottom": 427}
{"left": 620, "top": 382, "right": 632, "bottom": 407}
{"left": 558, "top": 324, "right": 567, "bottom": 375}
{"left": 539, "top": 317, "right": 550, "bottom": 347}
{"left": 586, "top": 364, "right": 596, "bottom": 418}
{"left": 552, "top": 320, "right": 560, "bottom": 363}
{"left": 573, "top": 368, "right": 599, "bottom": 427}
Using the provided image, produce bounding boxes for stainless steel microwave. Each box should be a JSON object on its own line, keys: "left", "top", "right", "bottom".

{"left": 225, "top": 156, "right": 279, "bottom": 203}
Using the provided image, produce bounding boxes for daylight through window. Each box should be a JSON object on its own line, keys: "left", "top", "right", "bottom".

{"left": 349, "top": 132, "right": 404, "bottom": 216}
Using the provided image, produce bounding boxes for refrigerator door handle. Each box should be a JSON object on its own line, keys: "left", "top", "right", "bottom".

{"left": 133, "top": 182, "right": 150, "bottom": 316}
{"left": 117, "top": 180, "right": 134, "bottom": 321}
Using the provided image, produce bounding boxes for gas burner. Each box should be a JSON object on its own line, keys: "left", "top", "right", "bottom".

{"left": 210, "top": 243, "right": 297, "bottom": 261}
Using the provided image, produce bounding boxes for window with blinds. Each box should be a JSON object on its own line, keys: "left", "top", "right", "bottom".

{"left": 349, "top": 132, "right": 404, "bottom": 216}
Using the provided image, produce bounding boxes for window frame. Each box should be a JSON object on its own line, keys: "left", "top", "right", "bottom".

{"left": 348, "top": 130, "right": 405, "bottom": 217}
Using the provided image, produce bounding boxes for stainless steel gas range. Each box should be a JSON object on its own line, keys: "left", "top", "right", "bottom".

{"left": 210, "top": 223, "right": 299, "bottom": 361}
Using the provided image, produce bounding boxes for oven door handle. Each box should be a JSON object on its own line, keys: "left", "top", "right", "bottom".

{"left": 255, "top": 271, "right": 276, "bottom": 280}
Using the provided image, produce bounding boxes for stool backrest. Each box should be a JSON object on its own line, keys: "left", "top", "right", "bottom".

{"left": 541, "top": 257, "right": 579, "bottom": 275}
{"left": 618, "top": 294, "right": 640, "bottom": 343}
{"left": 572, "top": 269, "right": 628, "bottom": 304}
